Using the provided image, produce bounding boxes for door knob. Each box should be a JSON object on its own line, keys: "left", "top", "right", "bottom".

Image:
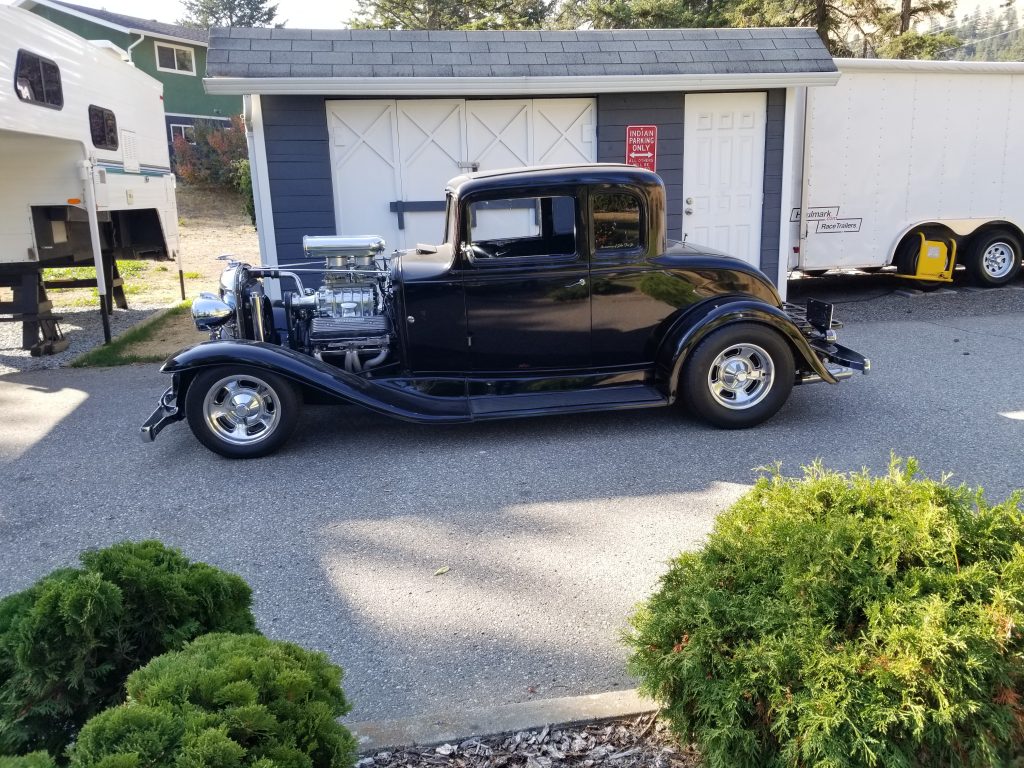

{"left": 564, "top": 278, "right": 586, "bottom": 288}
{"left": 685, "top": 197, "right": 693, "bottom": 204}
{"left": 685, "top": 208, "right": 694, "bottom": 215}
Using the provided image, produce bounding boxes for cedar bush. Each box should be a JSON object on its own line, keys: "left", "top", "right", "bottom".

{"left": 627, "top": 458, "right": 1024, "bottom": 768}
{"left": 0, "top": 541, "right": 255, "bottom": 757}
{"left": 0, "top": 754, "right": 55, "bottom": 768}
{"left": 69, "top": 633, "right": 357, "bottom": 768}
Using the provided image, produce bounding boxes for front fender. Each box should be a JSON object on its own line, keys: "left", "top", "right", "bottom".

{"left": 656, "top": 299, "right": 837, "bottom": 399}
{"left": 162, "top": 340, "right": 471, "bottom": 423}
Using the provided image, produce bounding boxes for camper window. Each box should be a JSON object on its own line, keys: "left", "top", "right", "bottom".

{"left": 89, "top": 106, "right": 119, "bottom": 151}
{"left": 155, "top": 42, "right": 195, "bottom": 75}
{"left": 14, "top": 50, "right": 63, "bottom": 109}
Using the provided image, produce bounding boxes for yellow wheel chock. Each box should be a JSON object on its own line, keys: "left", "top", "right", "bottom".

{"left": 897, "top": 232, "right": 956, "bottom": 283}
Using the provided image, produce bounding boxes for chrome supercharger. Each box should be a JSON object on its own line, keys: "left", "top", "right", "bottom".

{"left": 191, "top": 235, "right": 395, "bottom": 373}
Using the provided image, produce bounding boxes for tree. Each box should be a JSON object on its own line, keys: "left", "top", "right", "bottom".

{"left": 555, "top": 0, "right": 736, "bottom": 29}
{"left": 349, "top": 0, "right": 554, "bottom": 29}
{"left": 179, "top": 0, "right": 278, "bottom": 27}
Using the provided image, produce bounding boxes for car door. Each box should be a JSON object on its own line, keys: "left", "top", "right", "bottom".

{"left": 458, "top": 190, "right": 591, "bottom": 372}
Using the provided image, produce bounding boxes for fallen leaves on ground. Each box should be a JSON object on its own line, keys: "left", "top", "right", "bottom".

{"left": 358, "top": 715, "right": 699, "bottom": 767}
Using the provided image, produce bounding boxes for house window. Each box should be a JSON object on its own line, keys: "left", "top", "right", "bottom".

{"left": 89, "top": 106, "right": 119, "bottom": 150}
{"left": 155, "top": 42, "right": 195, "bottom": 75}
{"left": 14, "top": 50, "right": 63, "bottom": 109}
{"left": 170, "top": 124, "right": 197, "bottom": 144}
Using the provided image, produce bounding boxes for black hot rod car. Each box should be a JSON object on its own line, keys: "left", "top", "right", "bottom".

{"left": 142, "top": 165, "right": 869, "bottom": 458}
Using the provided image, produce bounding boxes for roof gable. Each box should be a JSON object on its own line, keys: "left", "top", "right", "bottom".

{"left": 33, "top": 0, "right": 210, "bottom": 44}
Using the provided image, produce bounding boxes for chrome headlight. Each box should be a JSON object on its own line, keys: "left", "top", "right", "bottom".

{"left": 192, "top": 293, "right": 234, "bottom": 331}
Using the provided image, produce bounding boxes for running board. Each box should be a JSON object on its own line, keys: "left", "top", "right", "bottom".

{"left": 470, "top": 384, "right": 668, "bottom": 419}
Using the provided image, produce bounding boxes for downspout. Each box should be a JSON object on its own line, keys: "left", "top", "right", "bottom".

{"left": 125, "top": 33, "right": 144, "bottom": 63}
{"left": 79, "top": 157, "right": 112, "bottom": 344}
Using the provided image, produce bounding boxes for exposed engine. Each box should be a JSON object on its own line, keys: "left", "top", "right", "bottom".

{"left": 197, "top": 235, "right": 395, "bottom": 374}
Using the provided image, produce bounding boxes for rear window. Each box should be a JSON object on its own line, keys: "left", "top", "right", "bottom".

{"left": 593, "top": 192, "right": 644, "bottom": 253}
{"left": 14, "top": 50, "right": 63, "bottom": 109}
{"left": 89, "top": 106, "right": 119, "bottom": 150}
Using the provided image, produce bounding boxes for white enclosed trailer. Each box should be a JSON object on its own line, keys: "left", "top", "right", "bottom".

{"left": 0, "top": 5, "right": 180, "bottom": 353}
{"left": 787, "top": 59, "right": 1024, "bottom": 289}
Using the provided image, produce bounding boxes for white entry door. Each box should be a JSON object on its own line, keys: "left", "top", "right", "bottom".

{"left": 682, "top": 92, "right": 766, "bottom": 266}
{"left": 326, "top": 98, "right": 595, "bottom": 251}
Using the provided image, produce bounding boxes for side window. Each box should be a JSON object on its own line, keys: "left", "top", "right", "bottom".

{"left": 89, "top": 106, "right": 119, "bottom": 150}
{"left": 593, "top": 192, "right": 644, "bottom": 254}
{"left": 14, "top": 50, "right": 63, "bottom": 109}
{"left": 155, "top": 42, "right": 196, "bottom": 75}
{"left": 170, "top": 124, "right": 197, "bottom": 144}
{"left": 466, "top": 196, "right": 576, "bottom": 259}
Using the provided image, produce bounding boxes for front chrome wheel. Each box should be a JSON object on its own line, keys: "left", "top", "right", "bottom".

{"left": 185, "top": 366, "right": 300, "bottom": 458}
{"left": 707, "top": 343, "right": 776, "bottom": 410}
{"left": 203, "top": 374, "right": 282, "bottom": 445}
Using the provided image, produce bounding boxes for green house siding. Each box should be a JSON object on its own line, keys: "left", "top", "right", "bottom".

{"left": 26, "top": 6, "right": 241, "bottom": 120}
{"left": 133, "top": 42, "right": 240, "bottom": 118}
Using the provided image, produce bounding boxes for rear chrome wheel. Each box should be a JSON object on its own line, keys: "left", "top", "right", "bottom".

{"left": 707, "top": 343, "right": 776, "bottom": 410}
{"left": 681, "top": 323, "right": 795, "bottom": 429}
{"left": 185, "top": 367, "right": 299, "bottom": 458}
{"left": 966, "top": 229, "right": 1022, "bottom": 287}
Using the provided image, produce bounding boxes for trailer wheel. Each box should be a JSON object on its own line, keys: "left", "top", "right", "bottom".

{"left": 965, "top": 229, "right": 1022, "bottom": 287}
{"left": 185, "top": 366, "right": 300, "bottom": 458}
{"left": 680, "top": 323, "right": 795, "bottom": 429}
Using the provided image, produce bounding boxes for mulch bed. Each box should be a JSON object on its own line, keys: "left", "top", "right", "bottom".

{"left": 358, "top": 714, "right": 700, "bottom": 767}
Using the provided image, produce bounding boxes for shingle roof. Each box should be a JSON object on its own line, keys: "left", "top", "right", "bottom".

{"left": 205, "top": 27, "right": 835, "bottom": 79}
{"left": 48, "top": 0, "right": 210, "bottom": 44}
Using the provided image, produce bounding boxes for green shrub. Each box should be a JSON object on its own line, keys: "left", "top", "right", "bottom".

{"left": 0, "top": 753, "right": 55, "bottom": 768}
{"left": 232, "top": 159, "right": 256, "bottom": 227}
{"left": 627, "top": 458, "right": 1024, "bottom": 768}
{"left": 70, "top": 633, "right": 357, "bottom": 768}
{"left": 0, "top": 541, "right": 255, "bottom": 757}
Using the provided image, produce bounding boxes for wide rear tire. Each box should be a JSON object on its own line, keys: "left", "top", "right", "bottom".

{"left": 965, "top": 229, "right": 1022, "bottom": 287}
{"left": 680, "top": 323, "right": 795, "bottom": 429}
{"left": 184, "top": 366, "right": 300, "bottom": 458}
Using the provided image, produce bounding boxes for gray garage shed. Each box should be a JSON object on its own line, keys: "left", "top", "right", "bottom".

{"left": 204, "top": 27, "right": 837, "bottom": 287}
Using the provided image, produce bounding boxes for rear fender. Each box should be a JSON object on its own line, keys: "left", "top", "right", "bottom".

{"left": 162, "top": 340, "right": 470, "bottom": 423}
{"left": 656, "top": 299, "right": 836, "bottom": 400}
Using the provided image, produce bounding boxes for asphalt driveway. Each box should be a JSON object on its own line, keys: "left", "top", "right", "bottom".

{"left": 1, "top": 278, "right": 1022, "bottom": 722}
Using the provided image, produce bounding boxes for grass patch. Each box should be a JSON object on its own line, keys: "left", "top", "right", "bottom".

{"left": 71, "top": 301, "right": 192, "bottom": 368}
{"left": 182, "top": 271, "right": 202, "bottom": 279}
{"left": 43, "top": 260, "right": 148, "bottom": 283}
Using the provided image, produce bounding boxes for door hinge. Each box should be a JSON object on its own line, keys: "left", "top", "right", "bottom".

{"left": 467, "top": 334, "right": 472, "bottom": 347}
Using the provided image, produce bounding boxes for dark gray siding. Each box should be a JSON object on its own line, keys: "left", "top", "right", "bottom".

{"left": 596, "top": 93, "right": 684, "bottom": 239}
{"left": 261, "top": 95, "right": 335, "bottom": 266}
{"left": 760, "top": 89, "right": 785, "bottom": 283}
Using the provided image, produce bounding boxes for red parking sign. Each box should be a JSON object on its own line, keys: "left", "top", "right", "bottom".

{"left": 625, "top": 125, "right": 657, "bottom": 172}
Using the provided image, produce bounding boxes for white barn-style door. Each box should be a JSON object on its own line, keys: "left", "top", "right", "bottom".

{"left": 682, "top": 92, "right": 766, "bottom": 266}
{"left": 327, "top": 98, "right": 595, "bottom": 251}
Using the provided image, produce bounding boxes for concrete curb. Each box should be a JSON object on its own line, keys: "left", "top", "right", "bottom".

{"left": 347, "top": 689, "right": 657, "bottom": 754}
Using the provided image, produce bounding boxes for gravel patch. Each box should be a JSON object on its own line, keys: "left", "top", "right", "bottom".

{"left": 360, "top": 715, "right": 699, "bottom": 768}
{"left": 0, "top": 304, "right": 168, "bottom": 375}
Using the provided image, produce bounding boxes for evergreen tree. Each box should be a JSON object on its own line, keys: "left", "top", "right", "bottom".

{"left": 179, "top": 0, "right": 278, "bottom": 27}
{"left": 350, "top": 0, "right": 554, "bottom": 29}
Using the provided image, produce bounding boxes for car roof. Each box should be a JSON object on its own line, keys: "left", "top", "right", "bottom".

{"left": 446, "top": 163, "right": 663, "bottom": 197}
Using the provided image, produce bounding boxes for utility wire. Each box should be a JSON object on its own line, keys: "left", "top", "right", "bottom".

{"left": 936, "top": 22, "right": 1024, "bottom": 53}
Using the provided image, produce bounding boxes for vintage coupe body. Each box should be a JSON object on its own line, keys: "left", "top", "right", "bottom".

{"left": 142, "top": 165, "right": 869, "bottom": 458}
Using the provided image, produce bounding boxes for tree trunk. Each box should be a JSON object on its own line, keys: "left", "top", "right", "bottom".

{"left": 816, "top": 0, "right": 829, "bottom": 49}
{"left": 900, "top": 0, "right": 912, "bottom": 33}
